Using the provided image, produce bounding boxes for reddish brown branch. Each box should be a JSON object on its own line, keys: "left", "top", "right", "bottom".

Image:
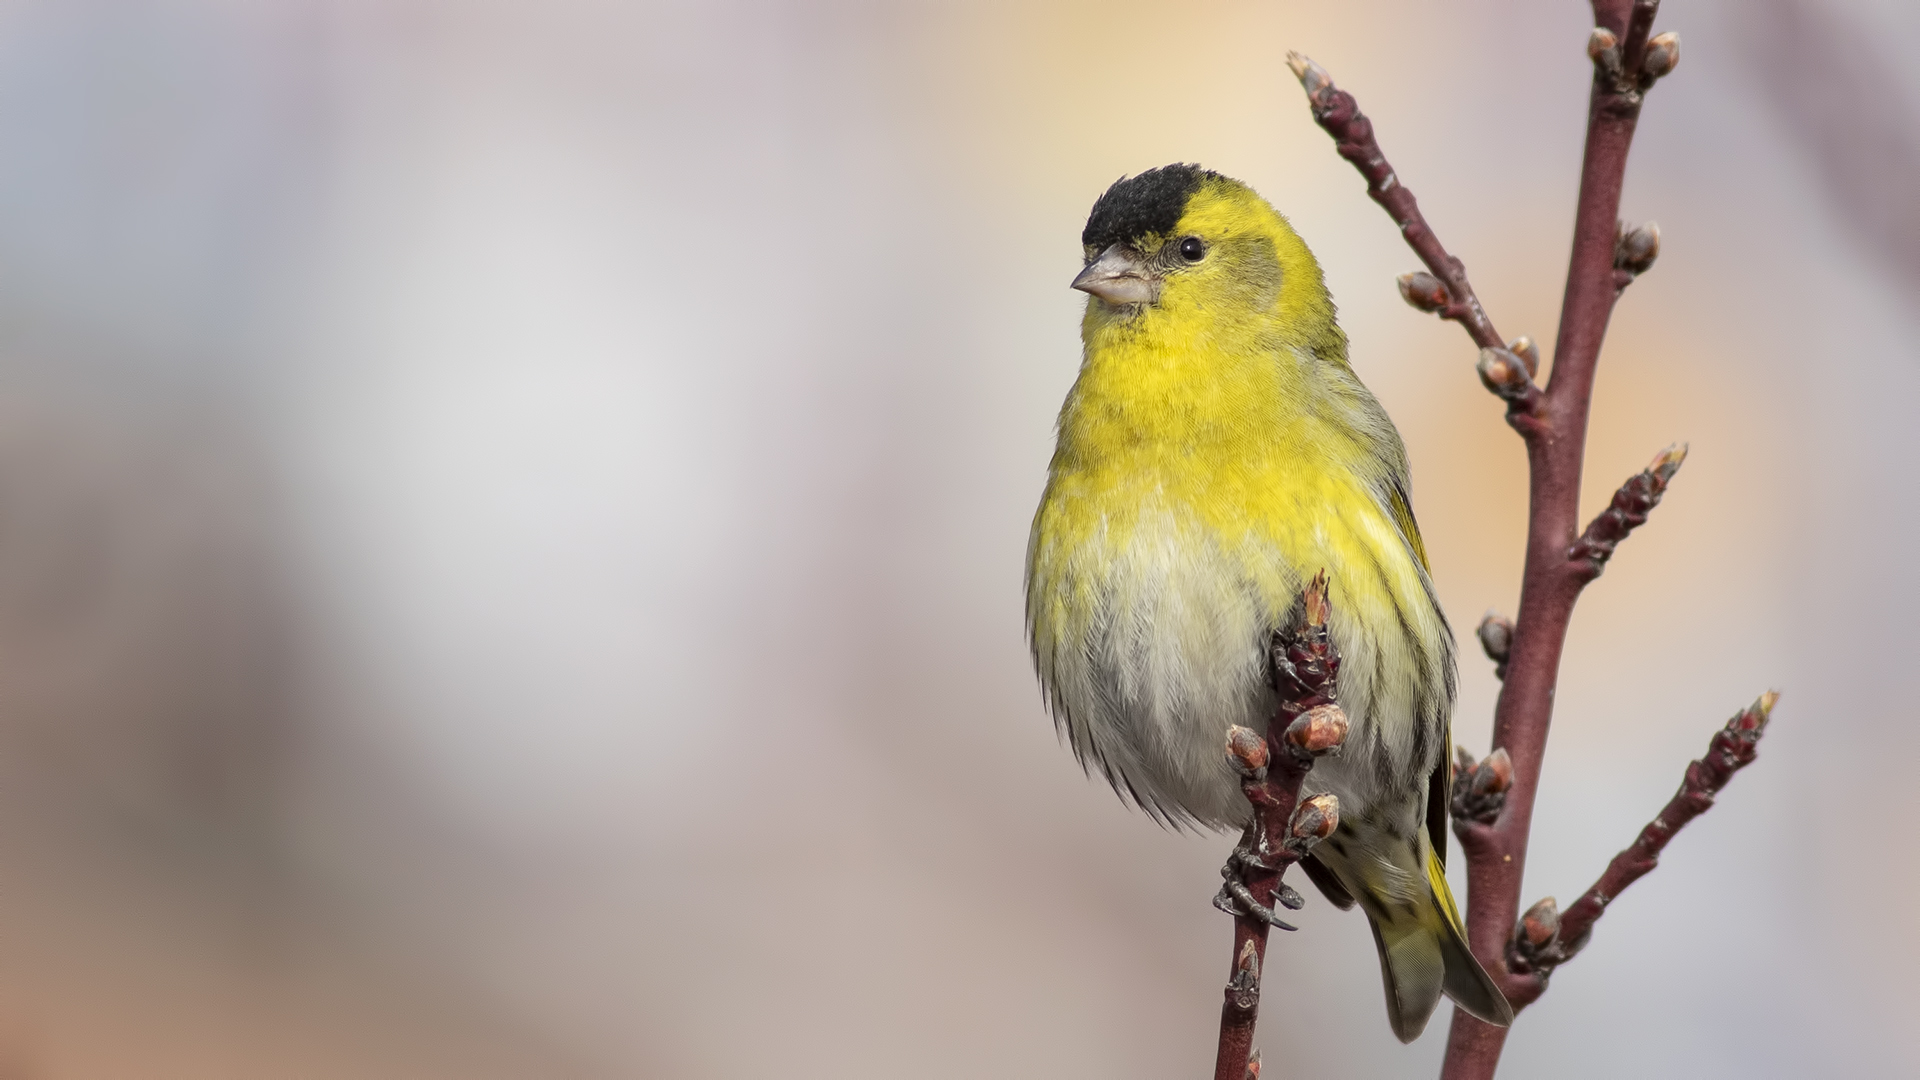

{"left": 1285, "top": 52, "right": 1502, "bottom": 352}
{"left": 1211, "top": 573, "right": 1347, "bottom": 1080}
{"left": 1509, "top": 693, "right": 1779, "bottom": 981}
{"left": 1286, "top": 52, "right": 1547, "bottom": 438}
{"left": 1568, "top": 444, "right": 1686, "bottom": 581}
{"left": 1284, "top": 3, "right": 1729, "bottom": 1078}
{"left": 1441, "top": 6, "right": 1673, "bottom": 1076}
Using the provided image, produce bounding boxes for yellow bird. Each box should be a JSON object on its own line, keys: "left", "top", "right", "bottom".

{"left": 1025, "top": 164, "right": 1513, "bottom": 1042}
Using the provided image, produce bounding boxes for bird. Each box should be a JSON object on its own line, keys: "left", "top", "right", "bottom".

{"left": 1024, "top": 163, "right": 1513, "bottom": 1042}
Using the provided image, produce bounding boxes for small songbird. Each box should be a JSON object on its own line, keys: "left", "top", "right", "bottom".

{"left": 1025, "top": 164, "right": 1513, "bottom": 1041}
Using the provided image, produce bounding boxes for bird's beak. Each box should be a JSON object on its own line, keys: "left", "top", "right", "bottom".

{"left": 1072, "top": 244, "right": 1160, "bottom": 306}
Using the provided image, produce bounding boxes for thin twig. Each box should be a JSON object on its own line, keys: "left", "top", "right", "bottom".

{"left": 1284, "top": 52, "right": 1501, "bottom": 352}
{"left": 1568, "top": 445, "right": 1687, "bottom": 582}
{"left": 1510, "top": 693, "right": 1779, "bottom": 981}
{"left": 1210, "top": 573, "right": 1346, "bottom": 1080}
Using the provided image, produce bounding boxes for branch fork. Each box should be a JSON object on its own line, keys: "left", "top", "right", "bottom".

{"left": 1267, "top": 4, "right": 1778, "bottom": 1077}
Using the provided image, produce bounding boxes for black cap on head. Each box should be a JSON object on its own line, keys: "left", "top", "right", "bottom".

{"left": 1081, "top": 164, "right": 1219, "bottom": 252}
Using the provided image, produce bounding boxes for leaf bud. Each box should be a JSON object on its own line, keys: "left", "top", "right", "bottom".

{"left": 1520, "top": 895, "right": 1560, "bottom": 947}
{"left": 1642, "top": 31, "right": 1680, "bottom": 80}
{"left": 1284, "top": 704, "right": 1349, "bottom": 756}
{"left": 1506, "top": 336, "right": 1540, "bottom": 378}
{"left": 1289, "top": 793, "right": 1341, "bottom": 842}
{"left": 1476, "top": 611, "right": 1514, "bottom": 667}
{"left": 1397, "top": 271, "right": 1451, "bottom": 314}
{"left": 1471, "top": 747, "right": 1513, "bottom": 797}
{"left": 1731, "top": 691, "right": 1779, "bottom": 737}
{"left": 1477, "top": 346, "right": 1536, "bottom": 401}
{"left": 1646, "top": 442, "right": 1687, "bottom": 488}
{"left": 1301, "top": 569, "right": 1331, "bottom": 630}
{"left": 1285, "top": 52, "right": 1333, "bottom": 99}
{"left": 1226, "top": 724, "right": 1271, "bottom": 777}
{"left": 1616, "top": 221, "right": 1661, "bottom": 275}
{"left": 1586, "top": 26, "right": 1619, "bottom": 60}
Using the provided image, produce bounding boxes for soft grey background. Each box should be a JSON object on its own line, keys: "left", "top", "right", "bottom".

{"left": 0, "top": 1, "right": 1911, "bottom": 1076}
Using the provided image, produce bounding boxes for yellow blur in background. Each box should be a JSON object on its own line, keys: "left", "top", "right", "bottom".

{"left": 0, "top": 1, "right": 1911, "bottom": 1077}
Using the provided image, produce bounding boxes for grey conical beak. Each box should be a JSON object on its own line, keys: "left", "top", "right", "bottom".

{"left": 1071, "top": 244, "right": 1160, "bottom": 306}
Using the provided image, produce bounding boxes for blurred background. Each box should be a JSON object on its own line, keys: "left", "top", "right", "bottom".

{"left": 0, "top": 0, "right": 1911, "bottom": 1076}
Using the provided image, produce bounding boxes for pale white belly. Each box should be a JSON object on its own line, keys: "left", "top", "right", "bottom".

{"left": 1028, "top": 507, "right": 1442, "bottom": 832}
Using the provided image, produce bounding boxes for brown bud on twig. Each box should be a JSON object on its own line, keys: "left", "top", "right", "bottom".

{"left": 1648, "top": 442, "right": 1687, "bottom": 484}
{"left": 1302, "top": 570, "right": 1330, "bottom": 631}
{"left": 1615, "top": 221, "right": 1661, "bottom": 277}
{"left": 1587, "top": 26, "right": 1619, "bottom": 61}
{"left": 1642, "top": 31, "right": 1680, "bottom": 80}
{"left": 1474, "top": 748, "right": 1513, "bottom": 797}
{"left": 1397, "top": 271, "right": 1451, "bottom": 314}
{"left": 1477, "top": 346, "right": 1538, "bottom": 402}
{"left": 1568, "top": 443, "right": 1687, "bottom": 578}
{"left": 1284, "top": 704, "right": 1348, "bottom": 757}
{"left": 1452, "top": 746, "right": 1512, "bottom": 825}
{"left": 1270, "top": 570, "right": 1340, "bottom": 713}
{"left": 1224, "top": 937, "right": 1261, "bottom": 1011}
{"left": 1521, "top": 896, "right": 1560, "bottom": 948}
{"left": 1506, "top": 336, "right": 1540, "bottom": 379}
{"left": 1509, "top": 895, "right": 1561, "bottom": 979}
{"left": 1287, "top": 793, "right": 1340, "bottom": 852}
{"left": 1587, "top": 26, "right": 1625, "bottom": 85}
{"left": 1477, "top": 611, "right": 1514, "bottom": 679}
{"left": 1284, "top": 51, "right": 1332, "bottom": 100}
{"left": 1226, "top": 725, "right": 1270, "bottom": 779}
{"left": 1722, "top": 691, "right": 1779, "bottom": 754}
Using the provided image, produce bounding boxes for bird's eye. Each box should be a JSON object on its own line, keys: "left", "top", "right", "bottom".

{"left": 1178, "top": 236, "right": 1206, "bottom": 263}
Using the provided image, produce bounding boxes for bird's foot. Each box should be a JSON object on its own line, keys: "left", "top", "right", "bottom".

{"left": 1212, "top": 833, "right": 1304, "bottom": 930}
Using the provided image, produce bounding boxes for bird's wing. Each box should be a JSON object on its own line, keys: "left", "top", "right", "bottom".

{"left": 1385, "top": 478, "right": 1453, "bottom": 868}
{"left": 1426, "top": 754, "right": 1451, "bottom": 869}
{"left": 1385, "top": 479, "right": 1431, "bottom": 573}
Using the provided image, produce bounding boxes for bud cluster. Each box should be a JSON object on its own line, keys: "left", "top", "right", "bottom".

{"left": 1269, "top": 571, "right": 1340, "bottom": 716}
{"left": 1451, "top": 746, "right": 1513, "bottom": 826}
{"left": 1588, "top": 23, "right": 1680, "bottom": 95}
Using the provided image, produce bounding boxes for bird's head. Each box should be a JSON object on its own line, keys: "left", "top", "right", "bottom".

{"left": 1074, "top": 164, "right": 1343, "bottom": 361}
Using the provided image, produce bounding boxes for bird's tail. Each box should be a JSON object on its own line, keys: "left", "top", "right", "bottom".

{"left": 1358, "top": 829, "right": 1514, "bottom": 1042}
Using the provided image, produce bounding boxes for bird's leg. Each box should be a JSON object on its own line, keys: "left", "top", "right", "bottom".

{"left": 1213, "top": 822, "right": 1304, "bottom": 930}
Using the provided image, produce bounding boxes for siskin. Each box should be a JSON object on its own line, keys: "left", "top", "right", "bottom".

{"left": 1025, "top": 164, "right": 1513, "bottom": 1042}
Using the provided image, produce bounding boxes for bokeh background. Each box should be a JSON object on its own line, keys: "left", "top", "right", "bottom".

{"left": 0, "top": 0, "right": 1912, "bottom": 1076}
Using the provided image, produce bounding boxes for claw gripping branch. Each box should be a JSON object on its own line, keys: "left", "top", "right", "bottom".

{"left": 1211, "top": 572, "right": 1347, "bottom": 1080}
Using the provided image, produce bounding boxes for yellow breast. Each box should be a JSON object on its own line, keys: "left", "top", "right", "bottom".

{"left": 1025, "top": 320, "right": 1447, "bottom": 826}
